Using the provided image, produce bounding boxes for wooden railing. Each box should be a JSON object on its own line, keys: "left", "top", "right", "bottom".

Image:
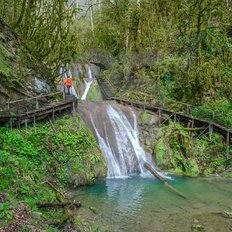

{"left": 6, "top": 92, "right": 65, "bottom": 111}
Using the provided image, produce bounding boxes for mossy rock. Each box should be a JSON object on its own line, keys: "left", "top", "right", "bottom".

{"left": 203, "top": 167, "right": 214, "bottom": 175}
{"left": 89, "top": 206, "right": 98, "bottom": 214}
{"left": 86, "top": 82, "right": 103, "bottom": 101}
{"left": 224, "top": 172, "right": 232, "bottom": 178}
{"left": 155, "top": 139, "right": 171, "bottom": 170}
{"left": 191, "top": 224, "right": 204, "bottom": 231}
{"left": 141, "top": 111, "right": 152, "bottom": 124}
{"left": 185, "top": 158, "right": 200, "bottom": 176}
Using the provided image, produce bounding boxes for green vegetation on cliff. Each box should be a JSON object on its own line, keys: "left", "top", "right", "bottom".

{"left": 0, "top": 115, "right": 106, "bottom": 230}
{"left": 140, "top": 110, "right": 231, "bottom": 177}
{"left": 154, "top": 121, "right": 231, "bottom": 177}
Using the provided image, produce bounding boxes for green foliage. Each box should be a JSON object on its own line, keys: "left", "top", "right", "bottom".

{"left": 0, "top": 115, "right": 106, "bottom": 229}
{"left": 0, "top": 42, "right": 12, "bottom": 80}
{"left": 1, "top": 1, "right": 78, "bottom": 83}
{"left": 191, "top": 99, "right": 232, "bottom": 128}
{"left": 154, "top": 121, "right": 229, "bottom": 176}
{"left": 0, "top": 203, "right": 13, "bottom": 221}
{"left": 74, "top": 0, "right": 232, "bottom": 105}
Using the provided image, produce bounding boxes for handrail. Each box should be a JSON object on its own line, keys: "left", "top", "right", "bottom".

{"left": 6, "top": 92, "right": 64, "bottom": 110}
{"left": 6, "top": 92, "right": 62, "bottom": 104}
{"left": 115, "top": 91, "right": 232, "bottom": 126}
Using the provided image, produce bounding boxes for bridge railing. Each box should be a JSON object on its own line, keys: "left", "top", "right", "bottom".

{"left": 94, "top": 76, "right": 232, "bottom": 129}
{"left": 114, "top": 91, "right": 232, "bottom": 129}
{"left": 164, "top": 99, "right": 232, "bottom": 129}
{"left": 5, "top": 92, "right": 65, "bottom": 112}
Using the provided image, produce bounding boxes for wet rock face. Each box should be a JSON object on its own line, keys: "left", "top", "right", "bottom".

{"left": 138, "top": 111, "right": 201, "bottom": 176}
{"left": 78, "top": 101, "right": 153, "bottom": 177}
{"left": 139, "top": 110, "right": 160, "bottom": 154}
{"left": 0, "top": 18, "right": 54, "bottom": 108}
{"left": 27, "top": 77, "right": 51, "bottom": 94}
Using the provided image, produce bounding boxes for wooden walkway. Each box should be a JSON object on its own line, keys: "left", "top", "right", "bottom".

{"left": 0, "top": 92, "right": 77, "bottom": 128}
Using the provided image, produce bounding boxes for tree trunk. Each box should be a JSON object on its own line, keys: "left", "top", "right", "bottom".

{"left": 144, "top": 162, "right": 187, "bottom": 199}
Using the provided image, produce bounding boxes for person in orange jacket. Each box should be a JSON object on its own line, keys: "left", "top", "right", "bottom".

{"left": 65, "top": 76, "right": 73, "bottom": 95}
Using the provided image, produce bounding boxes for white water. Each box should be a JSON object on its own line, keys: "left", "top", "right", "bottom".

{"left": 91, "top": 120, "right": 126, "bottom": 178}
{"left": 89, "top": 103, "right": 164, "bottom": 178}
{"left": 81, "top": 66, "right": 94, "bottom": 100}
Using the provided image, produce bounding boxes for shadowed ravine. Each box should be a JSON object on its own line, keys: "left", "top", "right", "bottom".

{"left": 78, "top": 101, "right": 156, "bottom": 178}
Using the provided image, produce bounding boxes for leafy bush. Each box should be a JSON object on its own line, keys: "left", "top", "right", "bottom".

{"left": 192, "top": 99, "right": 232, "bottom": 128}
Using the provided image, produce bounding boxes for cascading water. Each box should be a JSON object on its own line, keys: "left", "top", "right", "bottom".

{"left": 81, "top": 66, "right": 94, "bottom": 100}
{"left": 78, "top": 101, "right": 163, "bottom": 178}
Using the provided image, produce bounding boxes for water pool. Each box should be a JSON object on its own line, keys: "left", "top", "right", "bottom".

{"left": 76, "top": 176, "right": 232, "bottom": 232}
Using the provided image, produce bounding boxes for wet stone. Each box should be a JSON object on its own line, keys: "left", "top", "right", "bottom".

{"left": 191, "top": 224, "right": 204, "bottom": 231}
{"left": 222, "top": 211, "right": 232, "bottom": 218}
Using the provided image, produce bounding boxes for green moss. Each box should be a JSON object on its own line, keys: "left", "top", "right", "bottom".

{"left": 0, "top": 33, "right": 5, "bottom": 40}
{"left": 154, "top": 122, "right": 229, "bottom": 176}
{"left": 185, "top": 158, "right": 200, "bottom": 176}
{"left": 141, "top": 111, "right": 152, "bottom": 125}
{"left": 89, "top": 206, "right": 98, "bottom": 214}
{"left": 86, "top": 82, "right": 103, "bottom": 101}
{"left": 155, "top": 139, "right": 170, "bottom": 170}
{"left": 204, "top": 167, "right": 214, "bottom": 175}
{"left": 0, "top": 42, "right": 12, "bottom": 79}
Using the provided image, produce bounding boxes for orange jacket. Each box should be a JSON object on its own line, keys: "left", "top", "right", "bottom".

{"left": 65, "top": 77, "right": 73, "bottom": 86}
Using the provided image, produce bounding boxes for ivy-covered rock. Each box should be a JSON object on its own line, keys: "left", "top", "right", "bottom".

{"left": 141, "top": 119, "right": 229, "bottom": 177}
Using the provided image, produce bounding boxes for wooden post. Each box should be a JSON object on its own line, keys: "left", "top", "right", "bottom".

{"left": 191, "top": 119, "right": 194, "bottom": 128}
{"left": 158, "top": 109, "right": 161, "bottom": 126}
{"left": 33, "top": 114, "right": 36, "bottom": 132}
{"left": 226, "top": 131, "right": 230, "bottom": 160}
{"left": 212, "top": 112, "right": 215, "bottom": 121}
{"left": 186, "top": 105, "right": 190, "bottom": 115}
{"left": 52, "top": 107, "right": 55, "bottom": 122}
{"left": 63, "top": 88, "right": 66, "bottom": 102}
{"left": 72, "top": 101, "right": 76, "bottom": 122}
{"left": 25, "top": 119, "right": 28, "bottom": 130}
{"left": 174, "top": 113, "right": 176, "bottom": 124}
{"left": 191, "top": 119, "right": 194, "bottom": 137}
{"left": 36, "top": 98, "right": 39, "bottom": 109}
{"left": 209, "top": 125, "right": 213, "bottom": 141}
{"left": 72, "top": 102, "right": 76, "bottom": 114}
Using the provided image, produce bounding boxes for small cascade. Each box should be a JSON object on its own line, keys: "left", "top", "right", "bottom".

{"left": 81, "top": 66, "right": 94, "bottom": 100}
{"left": 78, "top": 101, "right": 162, "bottom": 178}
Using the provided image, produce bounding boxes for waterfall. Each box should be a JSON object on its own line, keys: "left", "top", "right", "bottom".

{"left": 81, "top": 66, "right": 94, "bottom": 100}
{"left": 78, "top": 101, "right": 164, "bottom": 179}
{"left": 105, "top": 105, "right": 150, "bottom": 177}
